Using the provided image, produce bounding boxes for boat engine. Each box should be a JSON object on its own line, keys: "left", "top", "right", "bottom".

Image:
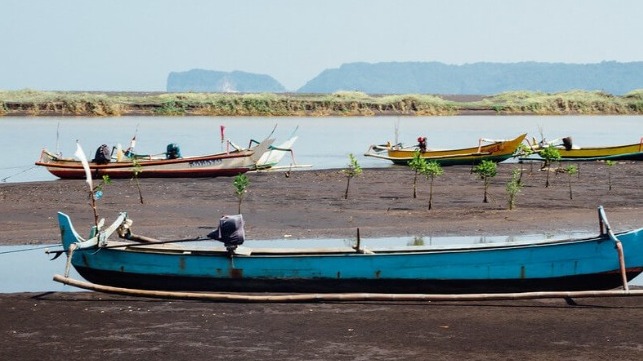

{"left": 166, "top": 143, "right": 182, "bottom": 159}
{"left": 207, "top": 214, "right": 245, "bottom": 252}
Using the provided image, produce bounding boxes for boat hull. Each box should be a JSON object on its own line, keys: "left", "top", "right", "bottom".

{"left": 365, "top": 134, "right": 527, "bottom": 166}
{"left": 553, "top": 144, "right": 643, "bottom": 161}
{"left": 36, "top": 139, "right": 274, "bottom": 179}
{"left": 72, "top": 265, "right": 642, "bottom": 294}
{"left": 529, "top": 140, "right": 643, "bottom": 161}
{"left": 58, "top": 212, "right": 643, "bottom": 294}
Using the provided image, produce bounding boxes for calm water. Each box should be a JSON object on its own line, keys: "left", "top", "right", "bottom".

{"left": 1, "top": 115, "right": 642, "bottom": 183}
{"left": 3, "top": 233, "right": 641, "bottom": 293}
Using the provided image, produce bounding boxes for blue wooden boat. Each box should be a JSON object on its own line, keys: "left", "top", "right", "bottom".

{"left": 54, "top": 207, "right": 643, "bottom": 294}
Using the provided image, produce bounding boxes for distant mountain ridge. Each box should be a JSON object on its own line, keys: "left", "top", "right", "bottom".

{"left": 167, "top": 61, "right": 643, "bottom": 95}
{"left": 167, "top": 69, "right": 285, "bottom": 93}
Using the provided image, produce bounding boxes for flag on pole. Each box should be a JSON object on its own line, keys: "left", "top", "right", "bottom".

{"left": 74, "top": 142, "right": 93, "bottom": 190}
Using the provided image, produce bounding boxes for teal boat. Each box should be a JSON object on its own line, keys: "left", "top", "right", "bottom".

{"left": 53, "top": 206, "right": 643, "bottom": 294}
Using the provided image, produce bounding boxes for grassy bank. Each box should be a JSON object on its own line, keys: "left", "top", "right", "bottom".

{"left": 1, "top": 89, "right": 642, "bottom": 116}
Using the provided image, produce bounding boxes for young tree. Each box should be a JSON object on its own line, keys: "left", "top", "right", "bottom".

{"left": 408, "top": 150, "right": 426, "bottom": 199}
{"left": 342, "top": 153, "right": 362, "bottom": 199}
{"left": 506, "top": 168, "right": 522, "bottom": 210}
{"left": 421, "top": 160, "right": 443, "bottom": 210}
{"left": 89, "top": 175, "right": 111, "bottom": 227}
{"left": 606, "top": 160, "right": 616, "bottom": 191}
{"left": 233, "top": 173, "right": 249, "bottom": 214}
{"left": 565, "top": 165, "right": 578, "bottom": 200}
{"left": 540, "top": 145, "right": 561, "bottom": 188}
{"left": 516, "top": 143, "right": 535, "bottom": 180}
{"left": 473, "top": 160, "right": 497, "bottom": 203}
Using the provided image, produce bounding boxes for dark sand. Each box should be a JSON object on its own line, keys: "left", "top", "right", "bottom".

{"left": 1, "top": 163, "right": 642, "bottom": 360}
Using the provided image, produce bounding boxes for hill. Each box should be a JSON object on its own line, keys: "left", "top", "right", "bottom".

{"left": 297, "top": 61, "right": 643, "bottom": 95}
{"left": 167, "top": 69, "right": 286, "bottom": 93}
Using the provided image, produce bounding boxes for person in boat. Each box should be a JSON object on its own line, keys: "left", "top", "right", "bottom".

{"left": 417, "top": 136, "right": 427, "bottom": 152}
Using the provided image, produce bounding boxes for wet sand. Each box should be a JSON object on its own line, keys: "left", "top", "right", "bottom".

{"left": 1, "top": 163, "right": 642, "bottom": 360}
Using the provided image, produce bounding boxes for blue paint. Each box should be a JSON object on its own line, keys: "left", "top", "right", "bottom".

{"left": 52, "top": 211, "right": 643, "bottom": 293}
{"left": 2, "top": 236, "right": 642, "bottom": 293}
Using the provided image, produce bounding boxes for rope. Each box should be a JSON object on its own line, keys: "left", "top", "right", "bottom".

{"left": 1, "top": 165, "right": 39, "bottom": 182}
{"left": 0, "top": 244, "right": 58, "bottom": 255}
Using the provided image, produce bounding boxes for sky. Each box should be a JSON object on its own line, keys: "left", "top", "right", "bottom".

{"left": 2, "top": 0, "right": 642, "bottom": 92}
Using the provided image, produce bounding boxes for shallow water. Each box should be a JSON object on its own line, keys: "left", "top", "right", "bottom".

{"left": 1, "top": 115, "right": 642, "bottom": 183}
{"left": 2, "top": 233, "right": 641, "bottom": 293}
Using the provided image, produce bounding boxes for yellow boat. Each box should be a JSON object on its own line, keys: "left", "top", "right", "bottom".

{"left": 528, "top": 137, "right": 643, "bottom": 161}
{"left": 364, "top": 134, "right": 527, "bottom": 166}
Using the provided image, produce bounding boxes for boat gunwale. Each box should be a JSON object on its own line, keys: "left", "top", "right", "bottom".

{"left": 71, "top": 229, "right": 643, "bottom": 257}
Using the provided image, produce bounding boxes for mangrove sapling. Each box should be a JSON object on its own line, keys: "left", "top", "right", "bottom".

{"left": 540, "top": 145, "right": 561, "bottom": 188}
{"left": 421, "top": 160, "right": 443, "bottom": 210}
{"left": 473, "top": 160, "right": 497, "bottom": 203}
{"left": 506, "top": 168, "right": 522, "bottom": 210}
{"left": 408, "top": 150, "right": 426, "bottom": 199}
{"left": 606, "top": 160, "right": 616, "bottom": 191}
{"left": 516, "top": 143, "right": 535, "bottom": 181}
{"left": 89, "top": 175, "right": 111, "bottom": 227}
{"left": 233, "top": 173, "right": 249, "bottom": 214}
{"left": 342, "top": 153, "right": 362, "bottom": 199}
{"left": 565, "top": 165, "right": 578, "bottom": 200}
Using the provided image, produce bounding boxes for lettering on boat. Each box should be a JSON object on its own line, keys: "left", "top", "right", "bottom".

{"left": 189, "top": 159, "right": 223, "bottom": 168}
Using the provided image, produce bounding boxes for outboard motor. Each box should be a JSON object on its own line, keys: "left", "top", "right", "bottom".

{"left": 166, "top": 143, "right": 182, "bottom": 159}
{"left": 207, "top": 214, "right": 245, "bottom": 252}
{"left": 93, "top": 144, "right": 111, "bottom": 164}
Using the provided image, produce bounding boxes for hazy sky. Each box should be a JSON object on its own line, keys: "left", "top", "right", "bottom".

{"left": 2, "top": 0, "right": 642, "bottom": 91}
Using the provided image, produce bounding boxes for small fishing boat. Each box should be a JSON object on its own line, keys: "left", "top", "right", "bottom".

{"left": 525, "top": 136, "right": 643, "bottom": 161}
{"left": 52, "top": 206, "right": 643, "bottom": 295}
{"left": 35, "top": 138, "right": 274, "bottom": 179}
{"left": 364, "top": 134, "right": 527, "bottom": 165}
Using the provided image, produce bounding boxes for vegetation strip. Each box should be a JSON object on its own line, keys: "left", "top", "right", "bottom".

{"left": 1, "top": 89, "right": 641, "bottom": 116}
